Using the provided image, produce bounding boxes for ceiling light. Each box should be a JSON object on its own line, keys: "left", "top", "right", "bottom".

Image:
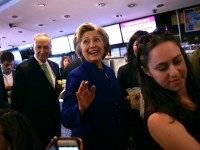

{"left": 116, "top": 14, "right": 123, "bottom": 18}
{"left": 156, "top": 3, "right": 164, "bottom": 8}
{"left": 64, "top": 15, "right": 71, "bottom": 18}
{"left": 128, "top": 3, "right": 136, "bottom": 8}
{"left": 12, "top": 15, "right": 18, "bottom": 18}
{"left": 38, "top": 24, "right": 44, "bottom": 26}
{"left": 38, "top": 3, "right": 45, "bottom": 7}
{"left": 8, "top": 45, "right": 15, "bottom": 48}
{"left": 98, "top": 2, "right": 106, "bottom": 7}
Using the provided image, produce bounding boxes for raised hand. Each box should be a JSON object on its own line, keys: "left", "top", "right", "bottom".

{"left": 76, "top": 80, "right": 96, "bottom": 114}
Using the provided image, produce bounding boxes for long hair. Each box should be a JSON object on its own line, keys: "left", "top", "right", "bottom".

{"left": 0, "top": 109, "right": 41, "bottom": 150}
{"left": 126, "top": 30, "right": 148, "bottom": 63}
{"left": 136, "top": 33, "right": 200, "bottom": 120}
{"left": 60, "top": 56, "right": 70, "bottom": 68}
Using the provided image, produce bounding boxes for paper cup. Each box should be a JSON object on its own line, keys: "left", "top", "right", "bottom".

{"left": 126, "top": 87, "right": 141, "bottom": 110}
{"left": 126, "top": 87, "right": 145, "bottom": 117}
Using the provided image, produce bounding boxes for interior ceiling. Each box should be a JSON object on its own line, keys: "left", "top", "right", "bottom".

{"left": 0, "top": 0, "right": 200, "bottom": 50}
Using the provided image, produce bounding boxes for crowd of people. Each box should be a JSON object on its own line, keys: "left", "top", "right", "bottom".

{"left": 0, "top": 22, "right": 199, "bottom": 150}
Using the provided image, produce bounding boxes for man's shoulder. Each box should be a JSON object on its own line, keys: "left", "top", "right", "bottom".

{"left": 48, "top": 59, "right": 59, "bottom": 67}
{"left": 18, "top": 58, "right": 30, "bottom": 68}
{"left": 16, "top": 57, "right": 38, "bottom": 71}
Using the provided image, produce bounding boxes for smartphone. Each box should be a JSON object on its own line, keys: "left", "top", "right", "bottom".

{"left": 45, "top": 137, "right": 83, "bottom": 150}
{"left": 57, "top": 138, "right": 81, "bottom": 150}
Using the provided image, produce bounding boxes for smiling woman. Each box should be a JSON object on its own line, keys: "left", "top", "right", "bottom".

{"left": 61, "top": 22, "right": 127, "bottom": 150}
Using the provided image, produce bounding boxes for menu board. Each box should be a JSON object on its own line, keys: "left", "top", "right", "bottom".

{"left": 103, "top": 24, "right": 123, "bottom": 45}
{"left": 120, "top": 16, "right": 157, "bottom": 43}
{"left": 12, "top": 50, "right": 22, "bottom": 63}
{"left": 51, "top": 36, "right": 71, "bottom": 55}
{"left": 67, "top": 34, "right": 75, "bottom": 52}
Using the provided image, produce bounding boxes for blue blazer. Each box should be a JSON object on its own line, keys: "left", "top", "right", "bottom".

{"left": 61, "top": 60, "right": 126, "bottom": 150}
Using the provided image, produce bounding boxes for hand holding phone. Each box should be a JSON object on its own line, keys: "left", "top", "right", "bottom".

{"left": 45, "top": 136, "right": 83, "bottom": 150}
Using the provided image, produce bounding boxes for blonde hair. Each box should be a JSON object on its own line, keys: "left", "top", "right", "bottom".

{"left": 73, "top": 22, "right": 110, "bottom": 59}
{"left": 33, "top": 33, "right": 51, "bottom": 42}
{"left": 33, "top": 33, "right": 52, "bottom": 52}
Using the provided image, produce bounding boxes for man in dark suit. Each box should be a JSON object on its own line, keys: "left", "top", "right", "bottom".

{"left": 11, "top": 33, "right": 61, "bottom": 149}
{"left": 0, "top": 51, "right": 15, "bottom": 106}
{"left": 0, "top": 67, "right": 7, "bottom": 108}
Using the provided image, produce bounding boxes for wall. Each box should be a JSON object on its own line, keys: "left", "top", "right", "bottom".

{"left": 155, "top": 4, "right": 200, "bottom": 44}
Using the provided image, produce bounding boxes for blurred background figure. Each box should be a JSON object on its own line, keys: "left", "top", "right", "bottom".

{"left": 0, "top": 109, "right": 41, "bottom": 150}
{"left": 60, "top": 56, "right": 71, "bottom": 79}
{"left": 11, "top": 33, "right": 61, "bottom": 149}
{"left": 117, "top": 30, "right": 148, "bottom": 150}
{"left": 65, "top": 57, "right": 82, "bottom": 78}
{"left": 190, "top": 46, "right": 200, "bottom": 84}
{"left": 152, "top": 25, "right": 169, "bottom": 35}
{"left": 0, "top": 51, "right": 15, "bottom": 105}
{"left": 117, "top": 30, "right": 148, "bottom": 97}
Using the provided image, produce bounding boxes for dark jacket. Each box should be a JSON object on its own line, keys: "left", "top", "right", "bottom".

{"left": 0, "top": 67, "right": 7, "bottom": 108}
{"left": 11, "top": 56, "right": 61, "bottom": 149}
{"left": 117, "top": 61, "right": 139, "bottom": 97}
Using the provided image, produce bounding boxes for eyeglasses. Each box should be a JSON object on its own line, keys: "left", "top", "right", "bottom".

{"left": 35, "top": 45, "right": 51, "bottom": 50}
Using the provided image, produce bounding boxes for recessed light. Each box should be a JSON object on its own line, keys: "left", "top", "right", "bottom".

{"left": 8, "top": 45, "right": 14, "bottom": 47}
{"left": 38, "top": 24, "right": 44, "bottom": 26}
{"left": 98, "top": 2, "right": 106, "bottom": 7}
{"left": 12, "top": 15, "right": 18, "bottom": 18}
{"left": 38, "top": 3, "right": 45, "bottom": 7}
{"left": 128, "top": 3, "right": 136, "bottom": 8}
{"left": 157, "top": 3, "right": 164, "bottom": 8}
{"left": 116, "top": 14, "right": 123, "bottom": 18}
{"left": 64, "top": 15, "right": 71, "bottom": 18}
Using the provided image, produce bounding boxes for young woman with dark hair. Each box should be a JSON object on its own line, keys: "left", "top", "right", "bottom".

{"left": 137, "top": 33, "right": 200, "bottom": 149}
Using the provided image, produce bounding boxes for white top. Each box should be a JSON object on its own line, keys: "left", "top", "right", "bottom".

{"left": 3, "top": 72, "right": 13, "bottom": 87}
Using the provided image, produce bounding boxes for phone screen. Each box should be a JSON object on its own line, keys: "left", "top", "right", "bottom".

{"left": 57, "top": 139, "right": 79, "bottom": 150}
{"left": 58, "top": 147, "right": 78, "bottom": 150}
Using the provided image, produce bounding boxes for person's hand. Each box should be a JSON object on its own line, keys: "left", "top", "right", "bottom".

{"left": 76, "top": 80, "right": 96, "bottom": 114}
